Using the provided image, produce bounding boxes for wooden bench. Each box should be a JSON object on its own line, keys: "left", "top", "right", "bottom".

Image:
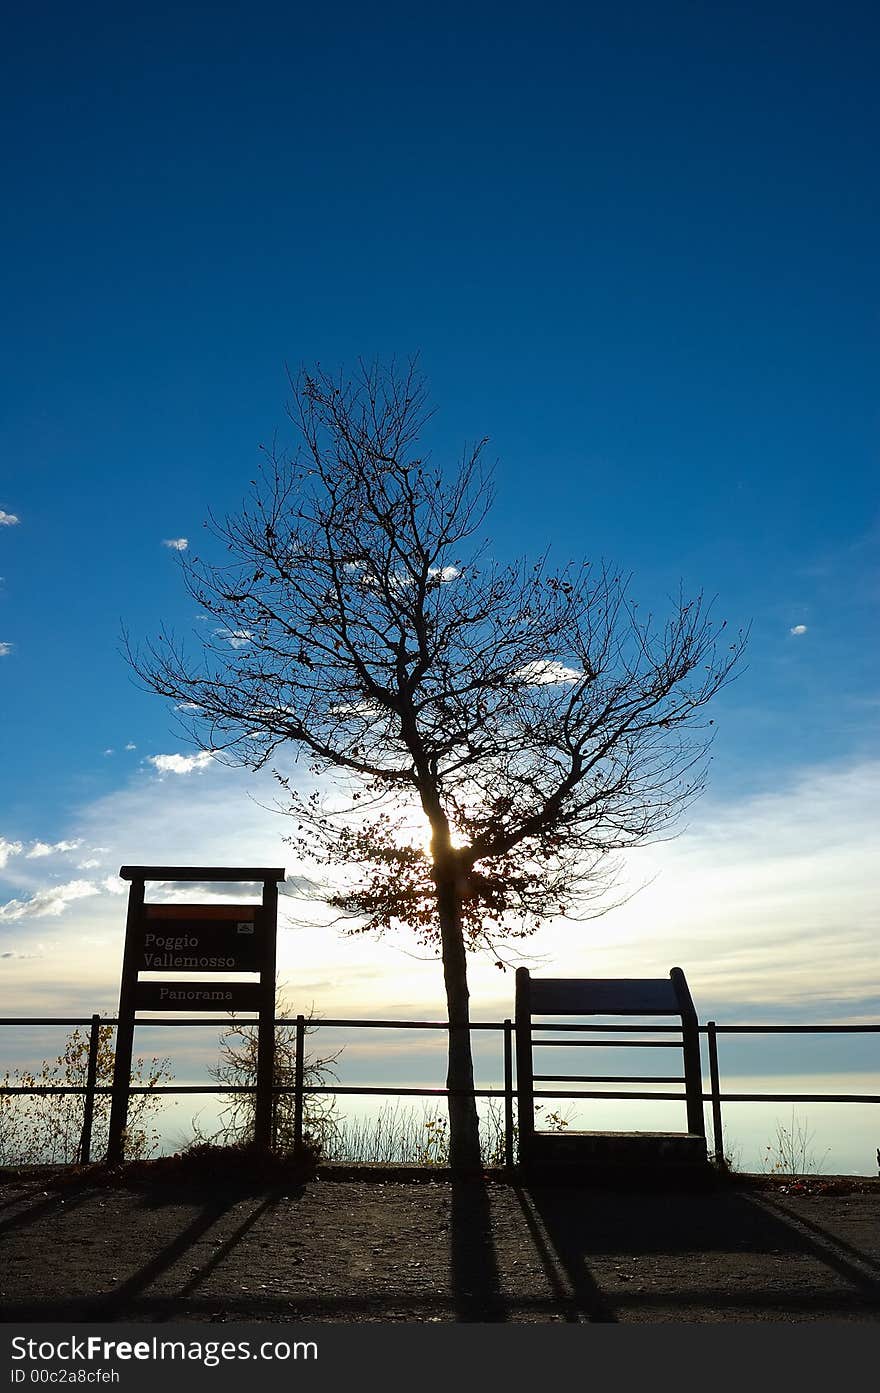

{"left": 515, "top": 967, "right": 708, "bottom": 1174}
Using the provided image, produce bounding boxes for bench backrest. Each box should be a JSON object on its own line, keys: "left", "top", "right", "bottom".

{"left": 515, "top": 966, "right": 705, "bottom": 1143}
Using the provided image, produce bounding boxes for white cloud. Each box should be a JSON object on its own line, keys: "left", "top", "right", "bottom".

{"left": 0, "top": 879, "right": 99, "bottom": 922}
{"left": 1, "top": 748, "right": 879, "bottom": 1032}
{"left": 76, "top": 846, "right": 110, "bottom": 870}
{"left": 147, "top": 750, "right": 215, "bottom": 775}
{"left": 162, "top": 537, "right": 188, "bottom": 551}
{"left": 25, "top": 839, "right": 82, "bottom": 859}
{"left": 1, "top": 751, "right": 878, "bottom": 1178}
{"left": 0, "top": 837, "right": 23, "bottom": 868}
{"left": 0, "top": 510, "right": 19, "bottom": 526}
{"left": 346, "top": 564, "right": 460, "bottom": 590}
{"left": 515, "top": 660, "right": 582, "bottom": 685}
{"left": 125, "top": 742, "right": 137, "bottom": 751}
{"left": 531, "top": 756, "right": 880, "bottom": 1012}
{"left": 329, "top": 699, "right": 381, "bottom": 718}
{"left": 0, "top": 642, "right": 13, "bottom": 657}
{"left": 215, "top": 628, "right": 253, "bottom": 649}
{"left": 790, "top": 624, "right": 808, "bottom": 636}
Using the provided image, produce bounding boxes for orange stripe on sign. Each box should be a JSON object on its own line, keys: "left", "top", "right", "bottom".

{"left": 143, "top": 903, "right": 258, "bottom": 921}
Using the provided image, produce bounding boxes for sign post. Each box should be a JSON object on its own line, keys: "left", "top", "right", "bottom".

{"left": 107, "top": 865, "right": 284, "bottom": 1163}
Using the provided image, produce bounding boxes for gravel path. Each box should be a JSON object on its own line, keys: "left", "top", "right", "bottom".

{"left": 1, "top": 1170, "right": 878, "bottom": 1323}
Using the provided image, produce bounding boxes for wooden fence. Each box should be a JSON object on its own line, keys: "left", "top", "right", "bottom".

{"left": 1, "top": 1014, "right": 877, "bottom": 1167}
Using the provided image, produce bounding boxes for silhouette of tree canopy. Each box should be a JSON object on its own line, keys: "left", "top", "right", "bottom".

{"left": 128, "top": 360, "right": 745, "bottom": 1168}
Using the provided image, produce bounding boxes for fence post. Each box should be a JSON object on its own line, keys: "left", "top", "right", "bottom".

{"left": 503, "top": 1018, "right": 514, "bottom": 1171}
{"left": 293, "top": 1014, "right": 305, "bottom": 1161}
{"left": 254, "top": 878, "right": 278, "bottom": 1152}
{"left": 707, "top": 1020, "right": 724, "bottom": 1166}
{"left": 514, "top": 968, "right": 535, "bottom": 1165}
{"left": 107, "top": 876, "right": 144, "bottom": 1162}
{"left": 78, "top": 1013, "right": 101, "bottom": 1165}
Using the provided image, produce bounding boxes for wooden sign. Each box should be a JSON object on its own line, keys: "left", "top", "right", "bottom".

{"left": 139, "top": 905, "right": 263, "bottom": 972}
{"left": 107, "top": 865, "right": 284, "bottom": 1163}
{"left": 529, "top": 976, "right": 680, "bottom": 1016}
{"left": 135, "top": 980, "right": 263, "bottom": 1012}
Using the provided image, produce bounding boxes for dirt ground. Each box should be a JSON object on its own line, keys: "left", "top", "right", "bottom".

{"left": 0, "top": 1167, "right": 878, "bottom": 1323}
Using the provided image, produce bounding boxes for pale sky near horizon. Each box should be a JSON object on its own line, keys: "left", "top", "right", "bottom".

{"left": 1, "top": 4, "right": 878, "bottom": 1166}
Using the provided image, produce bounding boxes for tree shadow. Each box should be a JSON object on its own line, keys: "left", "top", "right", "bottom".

{"left": 449, "top": 1177, "right": 507, "bottom": 1321}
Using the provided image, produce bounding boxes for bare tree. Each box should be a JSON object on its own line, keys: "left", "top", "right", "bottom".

{"left": 207, "top": 1004, "right": 341, "bottom": 1157}
{"left": 128, "top": 361, "right": 745, "bottom": 1169}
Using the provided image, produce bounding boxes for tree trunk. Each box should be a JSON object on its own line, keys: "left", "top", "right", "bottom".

{"left": 435, "top": 861, "right": 483, "bottom": 1171}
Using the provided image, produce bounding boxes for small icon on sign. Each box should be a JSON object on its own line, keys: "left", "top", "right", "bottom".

{"left": 236, "top": 922, "right": 254, "bottom": 934}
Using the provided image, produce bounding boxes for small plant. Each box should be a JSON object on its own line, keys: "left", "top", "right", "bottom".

{"left": 205, "top": 996, "right": 341, "bottom": 1157}
{"left": 720, "top": 1141, "right": 742, "bottom": 1173}
{"left": 417, "top": 1114, "right": 450, "bottom": 1166}
{"left": 761, "top": 1110, "right": 829, "bottom": 1177}
{"left": 480, "top": 1099, "right": 573, "bottom": 1168}
{"left": 322, "top": 1097, "right": 558, "bottom": 1167}
{"left": 541, "top": 1108, "right": 571, "bottom": 1132}
{"left": 323, "top": 1102, "right": 451, "bottom": 1165}
{"left": 0, "top": 1023, "right": 172, "bottom": 1166}
{"left": 48, "top": 1139, "right": 322, "bottom": 1192}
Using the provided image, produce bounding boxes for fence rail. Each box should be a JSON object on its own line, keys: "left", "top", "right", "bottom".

{"left": 1, "top": 1014, "right": 877, "bottom": 1168}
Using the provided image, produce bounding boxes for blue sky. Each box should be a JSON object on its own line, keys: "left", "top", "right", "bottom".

{"left": 1, "top": 4, "right": 878, "bottom": 1162}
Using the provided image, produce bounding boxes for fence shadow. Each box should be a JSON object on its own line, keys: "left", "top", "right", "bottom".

{"left": 520, "top": 1179, "right": 880, "bottom": 1319}
{"left": 0, "top": 1183, "right": 98, "bottom": 1238}
{"left": 512, "top": 1183, "right": 617, "bottom": 1321}
{"left": 2, "top": 1172, "right": 878, "bottom": 1323}
{"left": 0, "top": 1182, "right": 294, "bottom": 1321}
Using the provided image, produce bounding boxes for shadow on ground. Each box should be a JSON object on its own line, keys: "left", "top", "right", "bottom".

{"left": 0, "top": 1171, "right": 877, "bottom": 1322}
{"left": 520, "top": 1182, "right": 880, "bottom": 1320}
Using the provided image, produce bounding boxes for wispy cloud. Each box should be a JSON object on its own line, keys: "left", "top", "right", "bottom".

{"left": 790, "top": 624, "right": 808, "bottom": 636}
{"left": 1, "top": 751, "right": 878, "bottom": 1028}
{"left": 215, "top": 628, "right": 253, "bottom": 649}
{"left": 0, "top": 879, "right": 99, "bottom": 922}
{"left": 125, "top": 742, "right": 137, "bottom": 751}
{"left": 162, "top": 537, "right": 188, "bottom": 551}
{"left": 0, "top": 510, "right": 19, "bottom": 527}
{"left": 0, "top": 837, "right": 23, "bottom": 868}
{"left": 25, "top": 839, "right": 82, "bottom": 859}
{"left": 147, "top": 751, "right": 215, "bottom": 775}
{"left": 344, "top": 564, "right": 460, "bottom": 589}
{"left": 515, "top": 660, "right": 581, "bottom": 685}
{"left": 535, "top": 756, "right": 880, "bottom": 1012}
{"left": 0, "top": 642, "right": 13, "bottom": 657}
